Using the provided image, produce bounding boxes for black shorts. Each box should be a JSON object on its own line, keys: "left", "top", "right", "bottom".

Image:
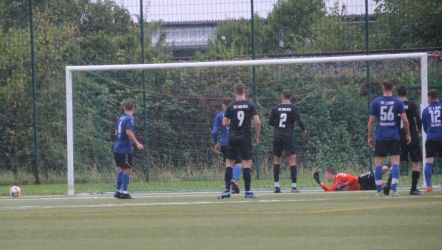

{"left": 226, "top": 135, "right": 253, "bottom": 161}
{"left": 425, "top": 140, "right": 442, "bottom": 158}
{"left": 358, "top": 171, "right": 376, "bottom": 190}
{"left": 374, "top": 140, "right": 400, "bottom": 157}
{"left": 273, "top": 135, "right": 296, "bottom": 157}
{"left": 114, "top": 153, "right": 133, "bottom": 168}
{"left": 221, "top": 145, "right": 242, "bottom": 164}
{"left": 400, "top": 134, "right": 422, "bottom": 162}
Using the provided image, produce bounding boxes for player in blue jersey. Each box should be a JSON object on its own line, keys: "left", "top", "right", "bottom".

{"left": 422, "top": 89, "right": 442, "bottom": 193}
{"left": 218, "top": 83, "right": 261, "bottom": 199}
{"left": 367, "top": 80, "right": 411, "bottom": 197}
{"left": 113, "top": 101, "right": 144, "bottom": 199}
{"left": 212, "top": 99, "right": 242, "bottom": 193}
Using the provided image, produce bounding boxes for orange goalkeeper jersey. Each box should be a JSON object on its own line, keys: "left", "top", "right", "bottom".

{"left": 320, "top": 173, "right": 360, "bottom": 191}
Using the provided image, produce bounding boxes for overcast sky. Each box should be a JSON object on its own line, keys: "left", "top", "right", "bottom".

{"left": 115, "top": 0, "right": 379, "bottom": 23}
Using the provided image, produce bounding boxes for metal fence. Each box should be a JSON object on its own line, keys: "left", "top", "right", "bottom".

{"left": 1, "top": 0, "right": 442, "bottom": 186}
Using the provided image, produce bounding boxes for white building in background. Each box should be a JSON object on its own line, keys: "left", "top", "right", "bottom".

{"left": 117, "top": 0, "right": 379, "bottom": 58}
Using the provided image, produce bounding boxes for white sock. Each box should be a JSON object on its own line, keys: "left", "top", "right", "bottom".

{"left": 122, "top": 190, "right": 128, "bottom": 194}
{"left": 292, "top": 183, "right": 297, "bottom": 188}
{"left": 274, "top": 182, "right": 280, "bottom": 188}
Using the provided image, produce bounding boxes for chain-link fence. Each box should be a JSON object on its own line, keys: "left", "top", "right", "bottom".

{"left": 1, "top": 0, "right": 442, "bottom": 192}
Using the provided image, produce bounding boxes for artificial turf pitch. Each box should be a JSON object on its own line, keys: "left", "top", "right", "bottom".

{"left": 1, "top": 190, "right": 442, "bottom": 250}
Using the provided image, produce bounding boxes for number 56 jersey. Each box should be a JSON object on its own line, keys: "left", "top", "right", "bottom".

{"left": 224, "top": 100, "right": 258, "bottom": 138}
{"left": 370, "top": 96, "right": 405, "bottom": 141}
{"left": 422, "top": 102, "right": 442, "bottom": 141}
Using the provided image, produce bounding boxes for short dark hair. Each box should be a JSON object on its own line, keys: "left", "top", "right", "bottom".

{"left": 222, "top": 99, "right": 230, "bottom": 106}
{"left": 123, "top": 101, "right": 135, "bottom": 111}
{"left": 234, "top": 83, "right": 245, "bottom": 95}
{"left": 428, "top": 89, "right": 439, "bottom": 100}
{"left": 381, "top": 80, "right": 394, "bottom": 91}
{"left": 325, "top": 167, "right": 337, "bottom": 175}
{"left": 396, "top": 85, "right": 407, "bottom": 97}
{"left": 282, "top": 91, "right": 292, "bottom": 100}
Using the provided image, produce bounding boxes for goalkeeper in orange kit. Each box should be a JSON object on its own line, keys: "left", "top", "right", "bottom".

{"left": 313, "top": 166, "right": 391, "bottom": 191}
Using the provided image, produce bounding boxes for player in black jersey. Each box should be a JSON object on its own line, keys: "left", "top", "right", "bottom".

{"left": 218, "top": 83, "right": 261, "bottom": 199}
{"left": 269, "top": 91, "right": 306, "bottom": 193}
{"left": 396, "top": 86, "right": 423, "bottom": 195}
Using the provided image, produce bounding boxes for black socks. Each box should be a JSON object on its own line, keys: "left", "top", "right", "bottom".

{"left": 273, "top": 164, "right": 280, "bottom": 182}
{"left": 225, "top": 167, "right": 233, "bottom": 190}
{"left": 411, "top": 170, "right": 420, "bottom": 191}
{"left": 290, "top": 165, "right": 297, "bottom": 184}
{"left": 243, "top": 168, "right": 251, "bottom": 192}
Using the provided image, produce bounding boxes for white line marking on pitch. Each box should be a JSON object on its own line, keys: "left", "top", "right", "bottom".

{"left": 2, "top": 195, "right": 442, "bottom": 211}
{"left": 2, "top": 187, "right": 435, "bottom": 202}
{"left": 0, "top": 198, "right": 331, "bottom": 211}
{"left": 1, "top": 190, "right": 441, "bottom": 203}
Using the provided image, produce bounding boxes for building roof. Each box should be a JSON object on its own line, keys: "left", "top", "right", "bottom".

{"left": 117, "top": 0, "right": 380, "bottom": 23}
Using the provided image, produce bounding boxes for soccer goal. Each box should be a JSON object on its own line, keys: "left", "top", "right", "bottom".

{"left": 66, "top": 53, "right": 428, "bottom": 195}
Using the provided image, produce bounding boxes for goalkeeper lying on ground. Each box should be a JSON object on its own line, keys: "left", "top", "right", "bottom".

{"left": 314, "top": 166, "right": 391, "bottom": 192}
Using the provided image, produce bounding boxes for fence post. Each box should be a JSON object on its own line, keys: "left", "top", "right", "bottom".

{"left": 140, "top": 0, "right": 150, "bottom": 181}
{"left": 250, "top": 0, "right": 260, "bottom": 179}
{"left": 364, "top": 0, "right": 373, "bottom": 170}
{"left": 28, "top": 0, "right": 40, "bottom": 184}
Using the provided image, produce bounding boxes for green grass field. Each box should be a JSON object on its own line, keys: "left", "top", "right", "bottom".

{"left": 1, "top": 190, "right": 442, "bottom": 250}
{"left": 2, "top": 174, "right": 441, "bottom": 196}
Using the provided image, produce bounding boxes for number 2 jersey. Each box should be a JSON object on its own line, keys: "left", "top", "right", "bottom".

{"left": 370, "top": 96, "right": 405, "bottom": 141}
{"left": 422, "top": 102, "right": 442, "bottom": 141}
{"left": 224, "top": 100, "right": 258, "bottom": 138}
{"left": 269, "top": 103, "right": 305, "bottom": 138}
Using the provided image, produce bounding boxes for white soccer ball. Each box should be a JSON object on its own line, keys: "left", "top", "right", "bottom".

{"left": 9, "top": 186, "right": 21, "bottom": 198}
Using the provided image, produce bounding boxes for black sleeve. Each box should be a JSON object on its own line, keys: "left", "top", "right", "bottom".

{"left": 269, "top": 107, "right": 277, "bottom": 127}
{"left": 412, "top": 102, "right": 422, "bottom": 132}
{"left": 249, "top": 103, "right": 258, "bottom": 116}
{"left": 224, "top": 105, "right": 233, "bottom": 119}
{"left": 293, "top": 105, "right": 306, "bottom": 130}
{"left": 249, "top": 103, "right": 258, "bottom": 118}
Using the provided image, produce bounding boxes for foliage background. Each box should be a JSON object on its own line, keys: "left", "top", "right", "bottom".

{"left": 1, "top": 0, "right": 441, "bottom": 189}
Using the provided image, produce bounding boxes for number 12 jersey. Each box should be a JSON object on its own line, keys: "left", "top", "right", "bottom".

{"left": 422, "top": 102, "right": 442, "bottom": 141}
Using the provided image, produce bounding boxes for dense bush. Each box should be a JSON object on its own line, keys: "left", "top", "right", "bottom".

{"left": 0, "top": 0, "right": 441, "bottom": 184}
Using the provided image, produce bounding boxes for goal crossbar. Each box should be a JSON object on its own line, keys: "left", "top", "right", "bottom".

{"left": 66, "top": 52, "right": 429, "bottom": 195}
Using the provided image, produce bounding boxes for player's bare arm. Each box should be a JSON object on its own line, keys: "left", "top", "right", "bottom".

{"left": 126, "top": 129, "right": 144, "bottom": 150}
{"left": 252, "top": 114, "right": 261, "bottom": 146}
{"left": 299, "top": 121, "right": 307, "bottom": 137}
{"left": 367, "top": 115, "right": 376, "bottom": 147}
{"left": 222, "top": 117, "right": 230, "bottom": 127}
{"left": 400, "top": 113, "right": 411, "bottom": 144}
{"left": 214, "top": 144, "right": 221, "bottom": 153}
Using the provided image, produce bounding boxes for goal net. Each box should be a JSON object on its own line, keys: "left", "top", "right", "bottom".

{"left": 66, "top": 53, "right": 428, "bottom": 195}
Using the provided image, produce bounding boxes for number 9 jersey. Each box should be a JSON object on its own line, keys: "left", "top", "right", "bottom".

{"left": 224, "top": 100, "right": 258, "bottom": 138}
{"left": 370, "top": 96, "right": 405, "bottom": 141}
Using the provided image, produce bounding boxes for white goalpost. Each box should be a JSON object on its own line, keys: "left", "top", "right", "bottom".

{"left": 65, "top": 52, "right": 428, "bottom": 195}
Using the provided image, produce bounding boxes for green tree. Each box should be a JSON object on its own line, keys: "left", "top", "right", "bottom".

{"left": 373, "top": 0, "right": 442, "bottom": 49}
{"left": 207, "top": 16, "right": 266, "bottom": 59}
{"left": 265, "top": 0, "right": 325, "bottom": 53}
